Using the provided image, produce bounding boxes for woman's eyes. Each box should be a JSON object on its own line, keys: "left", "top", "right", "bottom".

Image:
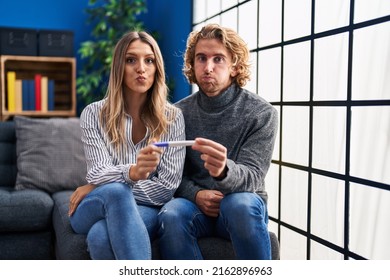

{"left": 145, "top": 58, "right": 155, "bottom": 64}
{"left": 126, "top": 57, "right": 136, "bottom": 64}
{"left": 125, "top": 57, "right": 155, "bottom": 64}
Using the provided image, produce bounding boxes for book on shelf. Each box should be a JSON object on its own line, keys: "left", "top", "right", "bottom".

{"left": 34, "top": 74, "right": 42, "bottom": 111}
{"left": 15, "top": 79, "right": 22, "bottom": 112}
{"left": 29, "top": 80, "right": 36, "bottom": 110}
{"left": 22, "top": 79, "right": 36, "bottom": 111}
{"left": 48, "top": 79, "right": 55, "bottom": 111}
{"left": 22, "top": 80, "right": 30, "bottom": 111}
{"left": 6, "top": 73, "right": 55, "bottom": 113}
{"left": 7, "top": 71, "right": 16, "bottom": 112}
{"left": 41, "top": 76, "right": 48, "bottom": 112}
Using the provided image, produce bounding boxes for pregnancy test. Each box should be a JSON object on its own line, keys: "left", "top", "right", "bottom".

{"left": 153, "top": 140, "right": 195, "bottom": 147}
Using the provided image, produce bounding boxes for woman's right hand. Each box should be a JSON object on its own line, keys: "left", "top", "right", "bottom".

{"left": 68, "top": 183, "right": 96, "bottom": 216}
{"left": 129, "top": 143, "right": 163, "bottom": 181}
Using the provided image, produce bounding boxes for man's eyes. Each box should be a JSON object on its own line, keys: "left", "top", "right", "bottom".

{"left": 214, "top": 57, "right": 224, "bottom": 63}
{"left": 196, "top": 56, "right": 225, "bottom": 63}
{"left": 196, "top": 56, "right": 207, "bottom": 62}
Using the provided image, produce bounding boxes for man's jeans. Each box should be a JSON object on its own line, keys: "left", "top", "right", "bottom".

{"left": 70, "top": 182, "right": 160, "bottom": 260}
{"left": 157, "top": 192, "right": 271, "bottom": 260}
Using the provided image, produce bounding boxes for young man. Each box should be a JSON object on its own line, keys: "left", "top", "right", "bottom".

{"left": 157, "top": 24, "right": 278, "bottom": 259}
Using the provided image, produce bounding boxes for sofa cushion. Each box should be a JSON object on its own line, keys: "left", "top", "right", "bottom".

{"left": 0, "top": 121, "right": 17, "bottom": 187}
{"left": 0, "top": 186, "right": 53, "bottom": 232}
{"left": 14, "top": 116, "right": 87, "bottom": 194}
{"left": 0, "top": 231, "right": 53, "bottom": 260}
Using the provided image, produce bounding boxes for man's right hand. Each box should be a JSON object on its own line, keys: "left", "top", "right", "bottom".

{"left": 195, "top": 189, "right": 224, "bottom": 217}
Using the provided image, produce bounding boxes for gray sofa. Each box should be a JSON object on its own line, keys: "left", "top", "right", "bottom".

{"left": 0, "top": 117, "right": 280, "bottom": 260}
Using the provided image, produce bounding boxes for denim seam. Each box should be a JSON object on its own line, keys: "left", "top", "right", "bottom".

{"left": 190, "top": 211, "right": 205, "bottom": 260}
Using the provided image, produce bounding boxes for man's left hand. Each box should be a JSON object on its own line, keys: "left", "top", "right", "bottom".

{"left": 192, "top": 137, "right": 227, "bottom": 178}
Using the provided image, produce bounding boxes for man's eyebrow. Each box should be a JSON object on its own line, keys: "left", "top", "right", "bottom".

{"left": 195, "top": 52, "right": 227, "bottom": 57}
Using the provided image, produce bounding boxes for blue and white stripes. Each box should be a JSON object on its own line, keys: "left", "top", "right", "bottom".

{"left": 80, "top": 99, "right": 186, "bottom": 206}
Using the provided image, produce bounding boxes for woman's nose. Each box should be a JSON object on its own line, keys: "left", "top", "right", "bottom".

{"left": 137, "top": 62, "right": 146, "bottom": 73}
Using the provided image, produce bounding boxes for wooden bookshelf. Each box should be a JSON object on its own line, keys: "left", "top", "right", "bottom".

{"left": 0, "top": 55, "right": 76, "bottom": 121}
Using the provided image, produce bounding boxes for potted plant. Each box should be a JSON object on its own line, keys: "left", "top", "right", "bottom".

{"left": 76, "top": 0, "right": 147, "bottom": 107}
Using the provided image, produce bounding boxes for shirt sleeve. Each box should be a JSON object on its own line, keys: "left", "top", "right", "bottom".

{"left": 80, "top": 103, "right": 131, "bottom": 186}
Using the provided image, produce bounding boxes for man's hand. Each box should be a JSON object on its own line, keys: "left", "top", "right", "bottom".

{"left": 130, "top": 143, "right": 163, "bottom": 181}
{"left": 68, "top": 183, "right": 96, "bottom": 216}
{"left": 195, "top": 189, "right": 224, "bottom": 217}
{"left": 192, "top": 137, "right": 227, "bottom": 178}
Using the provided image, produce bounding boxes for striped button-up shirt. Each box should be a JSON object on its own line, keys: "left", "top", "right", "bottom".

{"left": 80, "top": 99, "right": 186, "bottom": 206}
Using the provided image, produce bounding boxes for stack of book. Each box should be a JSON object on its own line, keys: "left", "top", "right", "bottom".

{"left": 6, "top": 71, "right": 55, "bottom": 112}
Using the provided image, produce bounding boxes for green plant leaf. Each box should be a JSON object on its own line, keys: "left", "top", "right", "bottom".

{"left": 77, "top": 0, "right": 147, "bottom": 109}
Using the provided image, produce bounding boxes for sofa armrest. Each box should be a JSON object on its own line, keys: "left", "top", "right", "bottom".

{"left": 52, "top": 190, "right": 90, "bottom": 260}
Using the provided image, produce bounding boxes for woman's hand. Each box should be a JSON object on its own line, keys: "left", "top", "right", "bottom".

{"left": 68, "top": 183, "right": 96, "bottom": 216}
{"left": 129, "top": 143, "right": 163, "bottom": 181}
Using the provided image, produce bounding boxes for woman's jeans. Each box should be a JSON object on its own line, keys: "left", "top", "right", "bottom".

{"left": 70, "top": 182, "right": 160, "bottom": 260}
{"left": 157, "top": 192, "right": 271, "bottom": 260}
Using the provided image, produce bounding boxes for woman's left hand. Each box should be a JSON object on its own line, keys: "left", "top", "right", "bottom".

{"left": 68, "top": 184, "right": 96, "bottom": 216}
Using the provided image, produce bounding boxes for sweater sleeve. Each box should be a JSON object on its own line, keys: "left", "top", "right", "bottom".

{"left": 215, "top": 104, "right": 278, "bottom": 194}
{"left": 174, "top": 167, "right": 204, "bottom": 203}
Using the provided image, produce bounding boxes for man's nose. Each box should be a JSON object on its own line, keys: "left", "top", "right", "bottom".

{"left": 204, "top": 59, "right": 214, "bottom": 73}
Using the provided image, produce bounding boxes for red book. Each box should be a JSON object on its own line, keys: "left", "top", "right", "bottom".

{"left": 34, "top": 74, "right": 41, "bottom": 111}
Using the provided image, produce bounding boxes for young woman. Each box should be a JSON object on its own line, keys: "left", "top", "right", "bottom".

{"left": 68, "top": 31, "right": 186, "bottom": 260}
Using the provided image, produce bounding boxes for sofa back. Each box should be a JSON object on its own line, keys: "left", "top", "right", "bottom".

{"left": 0, "top": 121, "right": 17, "bottom": 187}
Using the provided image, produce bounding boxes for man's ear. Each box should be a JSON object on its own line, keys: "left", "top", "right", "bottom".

{"left": 230, "top": 65, "right": 238, "bottom": 77}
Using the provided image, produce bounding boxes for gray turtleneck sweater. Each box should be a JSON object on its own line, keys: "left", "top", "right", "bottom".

{"left": 175, "top": 83, "right": 278, "bottom": 203}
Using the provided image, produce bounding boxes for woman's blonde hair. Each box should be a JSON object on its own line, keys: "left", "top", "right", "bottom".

{"left": 100, "top": 31, "right": 176, "bottom": 150}
{"left": 183, "top": 23, "right": 251, "bottom": 87}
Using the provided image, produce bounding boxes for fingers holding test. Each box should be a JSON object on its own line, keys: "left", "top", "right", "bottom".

{"left": 138, "top": 144, "right": 162, "bottom": 168}
{"left": 193, "top": 138, "right": 226, "bottom": 155}
{"left": 193, "top": 138, "right": 227, "bottom": 177}
{"left": 130, "top": 143, "right": 163, "bottom": 181}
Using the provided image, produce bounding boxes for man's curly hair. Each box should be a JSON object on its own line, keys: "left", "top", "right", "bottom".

{"left": 183, "top": 23, "right": 251, "bottom": 87}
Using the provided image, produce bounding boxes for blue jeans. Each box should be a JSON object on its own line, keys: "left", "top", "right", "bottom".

{"left": 157, "top": 192, "right": 271, "bottom": 260}
{"left": 70, "top": 182, "right": 160, "bottom": 260}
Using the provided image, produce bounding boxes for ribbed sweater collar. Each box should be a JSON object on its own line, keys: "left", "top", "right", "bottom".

{"left": 197, "top": 83, "right": 239, "bottom": 112}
